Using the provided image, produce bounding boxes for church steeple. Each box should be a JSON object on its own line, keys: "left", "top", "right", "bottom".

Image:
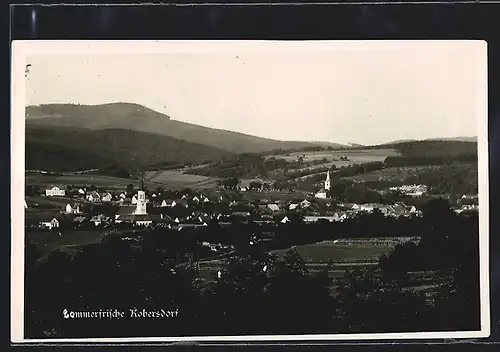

{"left": 325, "top": 171, "right": 331, "bottom": 191}
{"left": 134, "top": 176, "right": 147, "bottom": 215}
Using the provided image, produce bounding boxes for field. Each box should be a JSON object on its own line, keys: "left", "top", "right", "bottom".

{"left": 270, "top": 239, "right": 397, "bottom": 264}
{"left": 26, "top": 229, "right": 105, "bottom": 258}
{"left": 197, "top": 237, "right": 441, "bottom": 297}
{"left": 25, "top": 173, "right": 162, "bottom": 190}
{"left": 268, "top": 148, "right": 400, "bottom": 168}
{"left": 145, "top": 170, "right": 220, "bottom": 190}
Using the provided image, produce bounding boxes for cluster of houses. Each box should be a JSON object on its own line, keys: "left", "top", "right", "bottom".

{"left": 389, "top": 184, "right": 428, "bottom": 197}
{"left": 28, "top": 183, "right": 425, "bottom": 232}
{"left": 29, "top": 178, "right": 478, "bottom": 232}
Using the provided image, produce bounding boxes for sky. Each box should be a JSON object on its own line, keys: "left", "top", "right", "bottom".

{"left": 24, "top": 41, "right": 485, "bottom": 145}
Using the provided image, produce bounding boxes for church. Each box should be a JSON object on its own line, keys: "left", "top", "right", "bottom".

{"left": 314, "top": 171, "right": 331, "bottom": 199}
{"left": 115, "top": 181, "right": 152, "bottom": 226}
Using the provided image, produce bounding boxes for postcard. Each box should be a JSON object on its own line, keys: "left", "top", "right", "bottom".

{"left": 11, "top": 40, "right": 490, "bottom": 343}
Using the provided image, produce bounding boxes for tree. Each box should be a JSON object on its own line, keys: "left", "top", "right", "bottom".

{"left": 126, "top": 183, "right": 134, "bottom": 195}
{"left": 222, "top": 177, "right": 239, "bottom": 190}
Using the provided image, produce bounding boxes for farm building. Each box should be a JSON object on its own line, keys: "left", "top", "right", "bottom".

{"left": 45, "top": 185, "right": 66, "bottom": 197}
{"left": 101, "top": 192, "right": 113, "bottom": 202}
{"left": 90, "top": 214, "right": 111, "bottom": 227}
{"left": 39, "top": 216, "right": 60, "bottom": 229}
{"left": 72, "top": 216, "right": 88, "bottom": 227}
{"left": 65, "top": 203, "right": 82, "bottom": 215}
{"left": 300, "top": 199, "right": 312, "bottom": 208}
{"left": 86, "top": 191, "right": 101, "bottom": 202}
{"left": 161, "top": 199, "right": 176, "bottom": 207}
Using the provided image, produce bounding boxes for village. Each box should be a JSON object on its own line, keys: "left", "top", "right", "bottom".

{"left": 25, "top": 171, "right": 478, "bottom": 233}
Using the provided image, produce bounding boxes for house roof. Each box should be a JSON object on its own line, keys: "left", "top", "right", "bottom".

{"left": 117, "top": 214, "right": 152, "bottom": 222}
{"left": 46, "top": 185, "right": 67, "bottom": 190}
{"left": 73, "top": 216, "right": 87, "bottom": 223}
{"left": 174, "top": 200, "right": 188, "bottom": 207}
{"left": 232, "top": 211, "right": 251, "bottom": 217}
{"left": 267, "top": 204, "right": 280, "bottom": 212}
{"left": 91, "top": 214, "right": 110, "bottom": 221}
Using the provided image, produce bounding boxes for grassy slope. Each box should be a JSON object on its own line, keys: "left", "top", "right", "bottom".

{"left": 26, "top": 103, "right": 346, "bottom": 153}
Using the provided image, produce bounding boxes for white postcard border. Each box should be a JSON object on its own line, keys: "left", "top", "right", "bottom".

{"left": 11, "top": 40, "right": 490, "bottom": 343}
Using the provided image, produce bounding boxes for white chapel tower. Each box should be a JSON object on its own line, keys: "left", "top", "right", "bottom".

{"left": 325, "top": 171, "right": 331, "bottom": 191}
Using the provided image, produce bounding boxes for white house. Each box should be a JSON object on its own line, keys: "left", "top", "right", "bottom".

{"left": 351, "top": 204, "right": 361, "bottom": 211}
{"left": 161, "top": 200, "right": 176, "bottom": 208}
{"left": 280, "top": 216, "right": 291, "bottom": 224}
{"left": 40, "top": 217, "right": 60, "bottom": 229}
{"left": 289, "top": 203, "right": 299, "bottom": 211}
{"left": 300, "top": 199, "right": 311, "bottom": 208}
{"left": 101, "top": 192, "right": 113, "bottom": 202}
{"left": 65, "top": 203, "right": 82, "bottom": 214}
{"left": 45, "top": 185, "right": 66, "bottom": 197}
{"left": 86, "top": 191, "right": 101, "bottom": 202}
{"left": 131, "top": 195, "right": 138, "bottom": 204}
{"left": 78, "top": 188, "right": 86, "bottom": 195}
{"left": 315, "top": 188, "right": 328, "bottom": 199}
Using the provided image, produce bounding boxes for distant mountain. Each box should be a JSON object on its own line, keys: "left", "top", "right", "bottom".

{"left": 26, "top": 125, "right": 232, "bottom": 172}
{"left": 26, "top": 103, "right": 346, "bottom": 153}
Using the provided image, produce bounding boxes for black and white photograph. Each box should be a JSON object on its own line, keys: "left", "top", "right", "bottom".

{"left": 11, "top": 40, "right": 489, "bottom": 342}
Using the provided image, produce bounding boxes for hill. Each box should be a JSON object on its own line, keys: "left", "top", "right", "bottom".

{"left": 425, "top": 136, "right": 477, "bottom": 143}
{"left": 379, "top": 140, "right": 477, "bottom": 158}
{"left": 25, "top": 125, "right": 232, "bottom": 172}
{"left": 26, "top": 103, "right": 346, "bottom": 153}
{"left": 380, "top": 137, "right": 477, "bottom": 146}
{"left": 353, "top": 140, "right": 477, "bottom": 158}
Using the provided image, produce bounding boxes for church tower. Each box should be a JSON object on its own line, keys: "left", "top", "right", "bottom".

{"left": 325, "top": 171, "right": 331, "bottom": 191}
{"left": 134, "top": 179, "right": 147, "bottom": 215}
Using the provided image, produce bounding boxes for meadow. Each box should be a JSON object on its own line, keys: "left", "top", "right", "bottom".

{"left": 26, "top": 229, "right": 105, "bottom": 259}
{"left": 144, "top": 170, "right": 220, "bottom": 190}
{"left": 268, "top": 148, "right": 400, "bottom": 167}
{"left": 270, "top": 239, "right": 397, "bottom": 264}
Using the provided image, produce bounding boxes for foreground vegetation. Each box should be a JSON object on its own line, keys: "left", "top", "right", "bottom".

{"left": 25, "top": 199, "right": 480, "bottom": 338}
